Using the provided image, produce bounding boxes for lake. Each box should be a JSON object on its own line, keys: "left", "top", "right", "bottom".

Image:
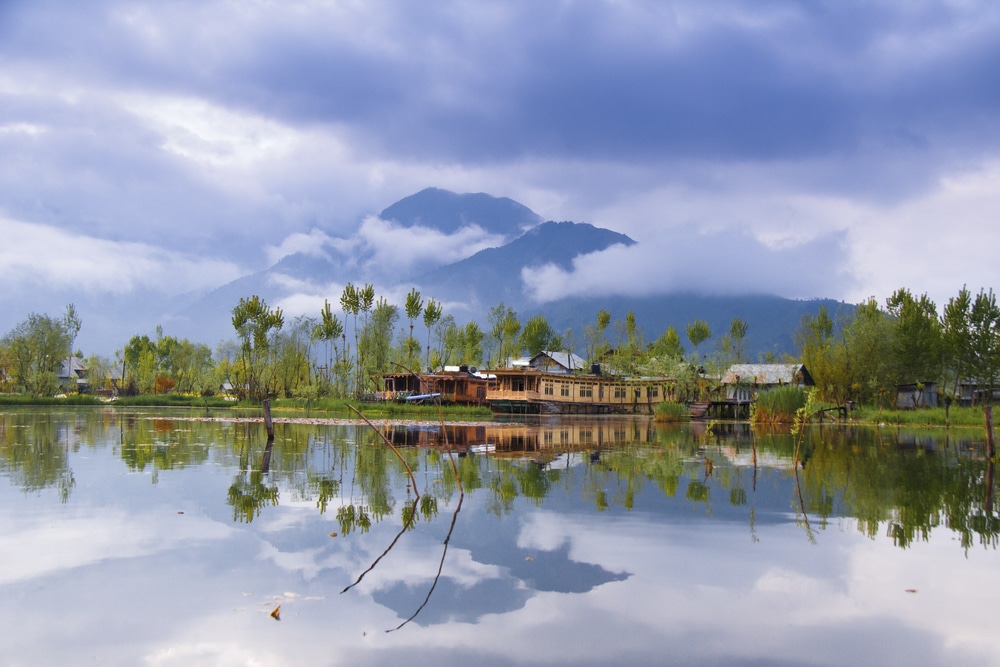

{"left": 1, "top": 407, "right": 998, "bottom": 666}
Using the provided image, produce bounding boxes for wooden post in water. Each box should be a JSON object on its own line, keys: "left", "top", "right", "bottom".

{"left": 985, "top": 406, "right": 996, "bottom": 459}
{"left": 261, "top": 398, "right": 275, "bottom": 474}
{"left": 263, "top": 398, "right": 275, "bottom": 441}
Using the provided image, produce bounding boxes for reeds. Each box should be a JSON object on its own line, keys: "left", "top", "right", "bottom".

{"left": 653, "top": 400, "right": 690, "bottom": 423}
{"left": 751, "top": 386, "right": 808, "bottom": 425}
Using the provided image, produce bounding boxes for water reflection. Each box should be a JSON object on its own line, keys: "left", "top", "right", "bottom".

{"left": 1, "top": 408, "right": 999, "bottom": 665}
{"left": 1, "top": 410, "right": 997, "bottom": 550}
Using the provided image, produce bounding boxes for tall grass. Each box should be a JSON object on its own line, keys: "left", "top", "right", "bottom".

{"left": 752, "top": 386, "right": 808, "bottom": 425}
{"left": 653, "top": 401, "right": 690, "bottom": 423}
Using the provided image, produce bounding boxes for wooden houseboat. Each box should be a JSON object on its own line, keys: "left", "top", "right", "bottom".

{"left": 378, "top": 366, "right": 491, "bottom": 406}
{"left": 486, "top": 367, "right": 674, "bottom": 415}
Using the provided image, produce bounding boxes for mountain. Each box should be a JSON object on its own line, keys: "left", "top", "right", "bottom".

{"left": 415, "top": 220, "right": 636, "bottom": 309}
{"left": 380, "top": 187, "right": 541, "bottom": 239}
{"left": 539, "top": 293, "right": 851, "bottom": 361}
{"left": 154, "top": 188, "right": 848, "bottom": 359}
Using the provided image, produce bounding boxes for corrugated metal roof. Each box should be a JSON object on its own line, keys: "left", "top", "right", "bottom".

{"left": 532, "top": 351, "right": 586, "bottom": 371}
{"left": 721, "top": 364, "right": 807, "bottom": 385}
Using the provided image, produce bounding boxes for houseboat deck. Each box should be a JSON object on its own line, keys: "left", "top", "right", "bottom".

{"left": 486, "top": 368, "right": 675, "bottom": 416}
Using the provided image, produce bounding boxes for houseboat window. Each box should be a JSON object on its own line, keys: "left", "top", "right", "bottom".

{"left": 647, "top": 387, "right": 658, "bottom": 398}
{"left": 544, "top": 382, "right": 553, "bottom": 395}
{"left": 614, "top": 386, "right": 625, "bottom": 399}
{"left": 543, "top": 431, "right": 553, "bottom": 445}
{"left": 560, "top": 384, "right": 570, "bottom": 397}
{"left": 580, "top": 386, "right": 593, "bottom": 398}
{"left": 560, "top": 430, "right": 569, "bottom": 444}
{"left": 580, "top": 429, "right": 593, "bottom": 443}
{"left": 512, "top": 379, "right": 525, "bottom": 392}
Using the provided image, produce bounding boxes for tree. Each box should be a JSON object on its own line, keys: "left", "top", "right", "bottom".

{"left": 314, "top": 299, "right": 344, "bottom": 392}
{"left": 124, "top": 334, "right": 158, "bottom": 393}
{"left": 650, "top": 325, "right": 684, "bottom": 362}
{"left": 728, "top": 317, "right": 749, "bottom": 363}
{"left": 62, "top": 303, "right": 82, "bottom": 391}
{"left": 231, "top": 295, "right": 284, "bottom": 400}
{"left": 273, "top": 315, "right": 314, "bottom": 398}
{"left": 360, "top": 297, "right": 398, "bottom": 392}
{"left": 841, "top": 298, "right": 894, "bottom": 405}
{"left": 488, "top": 302, "right": 520, "bottom": 367}
{"left": 1, "top": 312, "right": 71, "bottom": 396}
{"left": 614, "top": 309, "right": 643, "bottom": 376}
{"left": 519, "top": 314, "right": 560, "bottom": 357}
{"left": 422, "top": 298, "right": 442, "bottom": 370}
{"left": 404, "top": 288, "right": 424, "bottom": 369}
{"left": 796, "top": 305, "right": 840, "bottom": 401}
{"left": 461, "top": 321, "right": 485, "bottom": 367}
{"left": 686, "top": 319, "right": 712, "bottom": 359}
{"left": 967, "top": 288, "right": 1000, "bottom": 400}
{"left": 942, "top": 286, "right": 973, "bottom": 396}
{"left": 340, "top": 283, "right": 361, "bottom": 397}
{"left": 885, "top": 288, "right": 942, "bottom": 386}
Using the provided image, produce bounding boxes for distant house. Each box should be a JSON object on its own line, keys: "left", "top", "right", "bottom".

{"left": 529, "top": 351, "right": 586, "bottom": 373}
{"left": 720, "top": 364, "right": 815, "bottom": 403}
{"left": 957, "top": 381, "right": 1000, "bottom": 406}
{"left": 896, "top": 382, "right": 939, "bottom": 408}
{"left": 58, "top": 357, "right": 88, "bottom": 391}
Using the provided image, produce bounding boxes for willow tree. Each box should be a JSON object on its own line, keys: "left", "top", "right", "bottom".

{"left": 315, "top": 299, "right": 344, "bottom": 392}
{"left": 1, "top": 312, "right": 72, "bottom": 396}
{"left": 404, "top": 288, "right": 424, "bottom": 370}
{"left": 423, "top": 298, "right": 442, "bottom": 370}
{"left": 231, "top": 295, "right": 284, "bottom": 401}
{"left": 686, "top": 319, "right": 711, "bottom": 360}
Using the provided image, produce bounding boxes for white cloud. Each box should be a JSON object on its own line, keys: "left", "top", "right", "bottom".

{"left": 522, "top": 227, "right": 853, "bottom": 303}
{"left": 357, "top": 215, "right": 508, "bottom": 276}
{"left": 0, "top": 215, "right": 243, "bottom": 295}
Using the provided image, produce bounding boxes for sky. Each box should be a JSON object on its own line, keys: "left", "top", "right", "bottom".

{"left": 2, "top": 0, "right": 1000, "bottom": 350}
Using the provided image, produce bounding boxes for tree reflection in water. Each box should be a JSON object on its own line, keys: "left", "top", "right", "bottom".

{"left": 4, "top": 410, "right": 1000, "bottom": 626}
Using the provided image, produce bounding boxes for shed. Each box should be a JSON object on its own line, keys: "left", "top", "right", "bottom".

{"left": 896, "top": 382, "right": 939, "bottom": 408}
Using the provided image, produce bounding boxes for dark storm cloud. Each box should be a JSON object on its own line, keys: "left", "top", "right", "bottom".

{"left": 0, "top": 0, "right": 999, "bottom": 345}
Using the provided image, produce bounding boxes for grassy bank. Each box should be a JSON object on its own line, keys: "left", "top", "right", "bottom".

{"left": 0, "top": 394, "right": 103, "bottom": 406}
{"left": 847, "top": 404, "right": 994, "bottom": 429}
{"left": 0, "top": 393, "right": 493, "bottom": 419}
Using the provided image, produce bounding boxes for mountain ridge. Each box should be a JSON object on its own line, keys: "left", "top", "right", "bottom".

{"left": 144, "top": 188, "right": 844, "bottom": 359}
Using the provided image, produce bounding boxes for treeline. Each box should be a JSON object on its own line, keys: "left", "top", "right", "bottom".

{"left": 1, "top": 285, "right": 998, "bottom": 406}
{"left": 799, "top": 286, "right": 1000, "bottom": 406}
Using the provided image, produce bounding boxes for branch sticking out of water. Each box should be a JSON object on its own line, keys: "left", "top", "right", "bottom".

{"left": 347, "top": 403, "right": 419, "bottom": 492}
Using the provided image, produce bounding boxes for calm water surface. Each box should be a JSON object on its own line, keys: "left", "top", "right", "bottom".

{"left": 1, "top": 408, "right": 999, "bottom": 666}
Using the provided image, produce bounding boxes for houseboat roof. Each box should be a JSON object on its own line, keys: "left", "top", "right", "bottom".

{"left": 530, "top": 350, "right": 586, "bottom": 372}
{"left": 721, "top": 364, "right": 814, "bottom": 386}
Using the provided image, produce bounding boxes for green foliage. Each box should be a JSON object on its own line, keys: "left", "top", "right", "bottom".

{"left": 885, "top": 288, "right": 942, "bottom": 385}
{"left": 653, "top": 400, "right": 689, "bottom": 423}
{"left": 488, "top": 302, "right": 520, "bottom": 366}
{"left": 231, "top": 295, "right": 284, "bottom": 401}
{"left": 519, "top": 314, "right": 560, "bottom": 357}
{"left": 752, "top": 385, "right": 808, "bottom": 425}
{"left": 686, "top": 319, "right": 711, "bottom": 355}
{"left": 1, "top": 311, "right": 73, "bottom": 396}
{"left": 422, "top": 298, "right": 443, "bottom": 369}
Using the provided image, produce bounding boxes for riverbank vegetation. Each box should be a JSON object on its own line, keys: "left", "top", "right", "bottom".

{"left": 1, "top": 285, "right": 999, "bottom": 426}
